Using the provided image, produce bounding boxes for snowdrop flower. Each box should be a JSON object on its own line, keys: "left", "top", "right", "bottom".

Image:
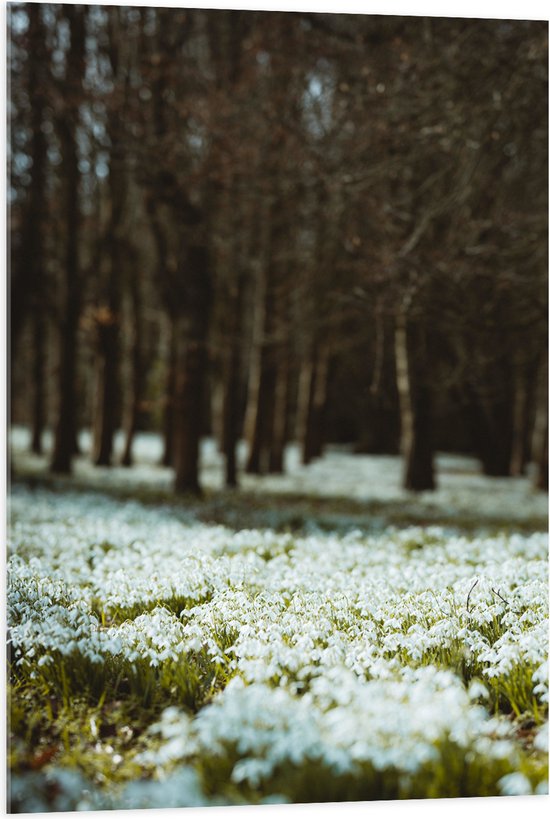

{"left": 7, "top": 482, "right": 548, "bottom": 806}
{"left": 498, "top": 772, "right": 533, "bottom": 796}
{"left": 534, "top": 723, "right": 548, "bottom": 753}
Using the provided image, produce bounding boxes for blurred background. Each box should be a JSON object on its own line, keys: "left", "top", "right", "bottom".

{"left": 7, "top": 3, "right": 548, "bottom": 494}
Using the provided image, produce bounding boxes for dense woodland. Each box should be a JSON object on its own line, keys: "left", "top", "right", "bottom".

{"left": 8, "top": 3, "right": 548, "bottom": 493}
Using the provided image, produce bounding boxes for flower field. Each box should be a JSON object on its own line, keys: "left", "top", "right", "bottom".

{"left": 6, "top": 442, "right": 549, "bottom": 811}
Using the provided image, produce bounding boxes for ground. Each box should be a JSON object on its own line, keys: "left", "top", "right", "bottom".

{"left": 6, "top": 429, "right": 549, "bottom": 811}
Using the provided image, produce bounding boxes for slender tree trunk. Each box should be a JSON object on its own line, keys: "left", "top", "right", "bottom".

{"left": 268, "top": 346, "right": 290, "bottom": 473}
{"left": 10, "top": 4, "right": 48, "bottom": 358}
{"left": 302, "top": 355, "right": 319, "bottom": 466}
{"left": 532, "top": 358, "right": 548, "bottom": 491}
{"left": 92, "top": 79, "right": 125, "bottom": 466}
{"left": 395, "top": 311, "right": 435, "bottom": 491}
{"left": 51, "top": 286, "right": 80, "bottom": 474}
{"left": 92, "top": 308, "right": 120, "bottom": 466}
{"left": 12, "top": 4, "right": 48, "bottom": 453}
{"left": 509, "top": 372, "right": 529, "bottom": 477}
{"left": 355, "top": 320, "right": 400, "bottom": 455}
{"left": 244, "top": 265, "right": 268, "bottom": 474}
{"left": 299, "top": 341, "right": 330, "bottom": 465}
{"left": 222, "top": 272, "right": 246, "bottom": 487}
{"left": 174, "top": 346, "right": 204, "bottom": 494}
{"left": 245, "top": 188, "right": 290, "bottom": 475}
{"left": 121, "top": 266, "right": 144, "bottom": 467}
{"left": 51, "top": 6, "right": 86, "bottom": 475}
{"left": 30, "top": 310, "right": 46, "bottom": 455}
{"left": 245, "top": 340, "right": 275, "bottom": 475}
{"left": 145, "top": 188, "right": 179, "bottom": 469}
{"left": 174, "top": 243, "right": 212, "bottom": 494}
{"left": 296, "top": 354, "right": 314, "bottom": 461}
{"left": 161, "top": 314, "right": 178, "bottom": 467}
{"left": 534, "top": 419, "right": 548, "bottom": 492}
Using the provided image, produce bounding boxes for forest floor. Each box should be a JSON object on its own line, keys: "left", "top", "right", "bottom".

{"left": 9, "top": 426, "right": 548, "bottom": 534}
{"left": 6, "top": 428, "right": 549, "bottom": 811}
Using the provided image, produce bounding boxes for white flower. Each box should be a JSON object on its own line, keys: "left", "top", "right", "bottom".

{"left": 498, "top": 772, "right": 533, "bottom": 796}
{"left": 534, "top": 723, "right": 548, "bottom": 753}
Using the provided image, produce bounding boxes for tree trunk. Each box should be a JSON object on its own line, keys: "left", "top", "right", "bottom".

{"left": 145, "top": 188, "right": 179, "bottom": 469}
{"left": 531, "top": 358, "right": 548, "bottom": 492}
{"left": 51, "top": 6, "right": 86, "bottom": 475}
{"left": 121, "top": 264, "right": 144, "bottom": 467}
{"left": 509, "top": 372, "right": 529, "bottom": 477}
{"left": 10, "top": 4, "right": 48, "bottom": 358}
{"left": 12, "top": 3, "right": 48, "bottom": 454}
{"left": 51, "top": 291, "right": 80, "bottom": 474}
{"left": 245, "top": 339, "right": 276, "bottom": 475}
{"left": 92, "top": 48, "right": 125, "bottom": 466}
{"left": 355, "top": 397, "right": 400, "bottom": 455}
{"left": 395, "top": 311, "right": 435, "bottom": 491}
{"left": 173, "top": 243, "right": 212, "bottom": 494}
{"left": 244, "top": 264, "right": 268, "bottom": 474}
{"left": 268, "top": 346, "right": 290, "bottom": 473}
{"left": 245, "top": 187, "right": 290, "bottom": 475}
{"left": 92, "top": 309, "right": 119, "bottom": 466}
{"left": 302, "top": 342, "right": 330, "bottom": 465}
{"left": 161, "top": 314, "right": 178, "bottom": 467}
{"left": 462, "top": 385, "right": 514, "bottom": 477}
{"left": 222, "top": 272, "right": 246, "bottom": 487}
{"left": 30, "top": 310, "right": 46, "bottom": 455}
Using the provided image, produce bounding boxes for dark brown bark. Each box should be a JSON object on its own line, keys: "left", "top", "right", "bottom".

{"left": 174, "top": 243, "right": 212, "bottom": 494}
{"left": 509, "top": 373, "right": 529, "bottom": 477}
{"left": 51, "top": 6, "right": 86, "bottom": 475}
{"left": 30, "top": 310, "right": 46, "bottom": 455}
{"left": 10, "top": 4, "right": 48, "bottom": 356}
{"left": 395, "top": 311, "right": 436, "bottom": 492}
{"left": 245, "top": 185, "right": 290, "bottom": 475}
{"left": 245, "top": 338, "right": 275, "bottom": 475}
{"left": 244, "top": 261, "right": 269, "bottom": 474}
{"left": 144, "top": 190, "right": 179, "bottom": 468}
{"left": 355, "top": 320, "right": 400, "bottom": 455}
{"left": 295, "top": 354, "right": 314, "bottom": 462}
{"left": 355, "top": 398, "right": 400, "bottom": 455}
{"left": 160, "top": 314, "right": 178, "bottom": 467}
{"left": 302, "top": 343, "right": 330, "bottom": 465}
{"left": 93, "top": 13, "right": 126, "bottom": 467}
{"left": 222, "top": 272, "right": 246, "bottom": 487}
{"left": 534, "top": 419, "right": 548, "bottom": 492}
{"left": 121, "top": 263, "right": 144, "bottom": 467}
{"left": 91, "top": 236, "right": 122, "bottom": 466}
{"left": 12, "top": 4, "right": 48, "bottom": 451}
{"left": 301, "top": 351, "right": 319, "bottom": 466}
{"left": 461, "top": 382, "right": 514, "bottom": 477}
{"left": 268, "top": 346, "right": 290, "bottom": 473}
{"left": 532, "top": 358, "right": 548, "bottom": 492}
{"left": 403, "top": 380, "right": 435, "bottom": 491}
{"left": 92, "top": 308, "right": 120, "bottom": 466}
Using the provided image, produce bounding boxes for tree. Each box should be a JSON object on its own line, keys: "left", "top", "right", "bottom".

{"left": 50, "top": 4, "right": 87, "bottom": 474}
{"left": 8, "top": 8, "right": 547, "bottom": 495}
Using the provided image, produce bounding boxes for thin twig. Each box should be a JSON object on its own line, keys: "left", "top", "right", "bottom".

{"left": 466, "top": 579, "right": 479, "bottom": 613}
{"left": 491, "top": 588, "right": 510, "bottom": 607}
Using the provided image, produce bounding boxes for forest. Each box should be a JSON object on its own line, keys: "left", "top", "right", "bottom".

{"left": 6, "top": 4, "right": 550, "bottom": 812}
{"left": 8, "top": 3, "right": 548, "bottom": 494}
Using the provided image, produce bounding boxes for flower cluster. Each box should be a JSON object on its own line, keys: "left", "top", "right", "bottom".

{"left": 7, "top": 483, "right": 549, "bottom": 808}
{"left": 140, "top": 668, "right": 521, "bottom": 788}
